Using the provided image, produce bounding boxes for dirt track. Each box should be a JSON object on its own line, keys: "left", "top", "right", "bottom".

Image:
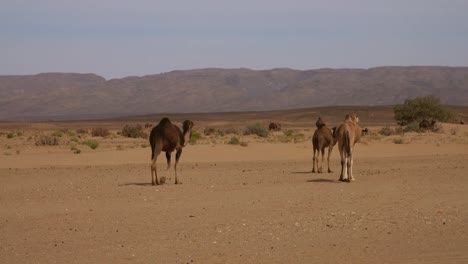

{"left": 1, "top": 140, "right": 468, "bottom": 263}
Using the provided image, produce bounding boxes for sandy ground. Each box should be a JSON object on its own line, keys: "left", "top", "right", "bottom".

{"left": 1, "top": 123, "right": 468, "bottom": 263}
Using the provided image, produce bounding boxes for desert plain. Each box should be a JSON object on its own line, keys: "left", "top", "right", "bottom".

{"left": 1, "top": 107, "right": 468, "bottom": 264}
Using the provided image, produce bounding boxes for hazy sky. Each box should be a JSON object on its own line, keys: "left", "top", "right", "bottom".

{"left": 2, "top": 0, "right": 468, "bottom": 79}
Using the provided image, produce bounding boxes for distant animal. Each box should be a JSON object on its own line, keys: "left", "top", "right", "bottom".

{"left": 144, "top": 123, "right": 152, "bottom": 129}
{"left": 315, "top": 117, "right": 325, "bottom": 128}
{"left": 312, "top": 117, "right": 337, "bottom": 173}
{"left": 419, "top": 119, "right": 436, "bottom": 130}
{"left": 269, "top": 122, "right": 282, "bottom": 131}
{"left": 149, "top": 118, "right": 194, "bottom": 185}
{"left": 335, "top": 113, "right": 361, "bottom": 182}
{"left": 361, "top": 128, "right": 369, "bottom": 135}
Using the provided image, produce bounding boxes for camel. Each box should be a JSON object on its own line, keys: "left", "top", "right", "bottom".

{"left": 312, "top": 117, "right": 337, "bottom": 173}
{"left": 149, "top": 118, "right": 194, "bottom": 185}
{"left": 335, "top": 113, "right": 361, "bottom": 182}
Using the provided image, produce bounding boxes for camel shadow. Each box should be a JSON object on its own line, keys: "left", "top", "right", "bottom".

{"left": 119, "top": 182, "right": 154, "bottom": 187}
{"left": 306, "top": 178, "right": 340, "bottom": 183}
{"left": 291, "top": 171, "right": 313, "bottom": 174}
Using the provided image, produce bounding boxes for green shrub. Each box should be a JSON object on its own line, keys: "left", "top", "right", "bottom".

{"left": 6, "top": 133, "right": 14, "bottom": 139}
{"left": 244, "top": 123, "right": 269, "bottom": 138}
{"left": 394, "top": 95, "right": 454, "bottom": 125}
{"left": 189, "top": 130, "right": 202, "bottom": 145}
{"left": 91, "top": 127, "right": 110, "bottom": 137}
{"left": 82, "top": 139, "right": 99, "bottom": 149}
{"left": 121, "top": 124, "right": 147, "bottom": 138}
{"left": 228, "top": 136, "right": 240, "bottom": 145}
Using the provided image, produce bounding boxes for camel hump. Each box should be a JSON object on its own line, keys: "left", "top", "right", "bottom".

{"left": 158, "top": 117, "right": 172, "bottom": 127}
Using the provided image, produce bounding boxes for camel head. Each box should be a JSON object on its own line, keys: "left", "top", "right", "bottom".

{"left": 182, "top": 120, "right": 194, "bottom": 147}
{"left": 345, "top": 113, "right": 359, "bottom": 123}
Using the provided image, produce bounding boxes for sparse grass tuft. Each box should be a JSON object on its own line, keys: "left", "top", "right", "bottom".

{"left": 51, "top": 131, "right": 64, "bottom": 137}
{"left": 379, "top": 127, "right": 394, "bottom": 136}
{"left": 240, "top": 141, "right": 248, "bottom": 147}
{"left": 189, "top": 130, "right": 202, "bottom": 145}
{"left": 393, "top": 138, "right": 405, "bottom": 144}
{"left": 228, "top": 136, "right": 240, "bottom": 145}
{"left": 82, "top": 139, "right": 99, "bottom": 149}
{"left": 70, "top": 146, "right": 81, "bottom": 154}
{"left": 7, "top": 132, "right": 14, "bottom": 139}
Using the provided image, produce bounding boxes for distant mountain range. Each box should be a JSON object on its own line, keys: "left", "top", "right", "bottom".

{"left": 1, "top": 66, "right": 467, "bottom": 121}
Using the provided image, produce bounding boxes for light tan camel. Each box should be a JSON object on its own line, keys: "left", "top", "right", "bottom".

{"left": 149, "top": 118, "right": 194, "bottom": 185}
{"left": 312, "top": 117, "right": 337, "bottom": 173}
{"left": 335, "top": 113, "right": 361, "bottom": 182}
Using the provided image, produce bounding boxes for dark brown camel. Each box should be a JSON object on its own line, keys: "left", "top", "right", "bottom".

{"left": 149, "top": 118, "right": 194, "bottom": 185}
{"left": 312, "top": 117, "right": 337, "bottom": 173}
{"left": 335, "top": 113, "right": 361, "bottom": 182}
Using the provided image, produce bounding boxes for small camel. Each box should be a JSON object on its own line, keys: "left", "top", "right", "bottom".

{"left": 312, "top": 117, "right": 337, "bottom": 173}
{"left": 335, "top": 113, "right": 361, "bottom": 182}
{"left": 149, "top": 118, "right": 194, "bottom": 185}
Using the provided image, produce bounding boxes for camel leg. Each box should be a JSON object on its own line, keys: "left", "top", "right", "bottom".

{"left": 165, "top": 152, "right": 171, "bottom": 170}
{"left": 319, "top": 147, "right": 325, "bottom": 173}
{"left": 312, "top": 148, "right": 317, "bottom": 173}
{"left": 339, "top": 151, "right": 347, "bottom": 182}
{"left": 348, "top": 150, "right": 355, "bottom": 181}
{"left": 151, "top": 148, "right": 162, "bottom": 185}
{"left": 327, "top": 145, "right": 333, "bottom": 173}
{"left": 174, "top": 148, "right": 183, "bottom": 184}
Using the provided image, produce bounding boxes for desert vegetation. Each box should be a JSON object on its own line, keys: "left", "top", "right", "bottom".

{"left": 394, "top": 95, "right": 455, "bottom": 125}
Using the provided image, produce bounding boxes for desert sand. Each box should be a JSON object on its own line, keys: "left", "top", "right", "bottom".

{"left": 1, "top": 115, "right": 468, "bottom": 263}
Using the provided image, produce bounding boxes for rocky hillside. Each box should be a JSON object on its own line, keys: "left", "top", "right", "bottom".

{"left": 1, "top": 66, "right": 467, "bottom": 121}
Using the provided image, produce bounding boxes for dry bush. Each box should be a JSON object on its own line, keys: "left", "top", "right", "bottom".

{"left": 121, "top": 124, "right": 147, "bottom": 138}
{"left": 244, "top": 123, "right": 269, "bottom": 138}
{"left": 204, "top": 128, "right": 216, "bottom": 136}
{"left": 76, "top": 128, "right": 88, "bottom": 134}
{"left": 35, "top": 135, "right": 60, "bottom": 146}
{"left": 91, "top": 127, "right": 110, "bottom": 137}
{"left": 224, "top": 128, "right": 238, "bottom": 135}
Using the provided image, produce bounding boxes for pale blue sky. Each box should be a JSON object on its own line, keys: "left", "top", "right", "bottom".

{"left": 2, "top": 0, "right": 468, "bottom": 79}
